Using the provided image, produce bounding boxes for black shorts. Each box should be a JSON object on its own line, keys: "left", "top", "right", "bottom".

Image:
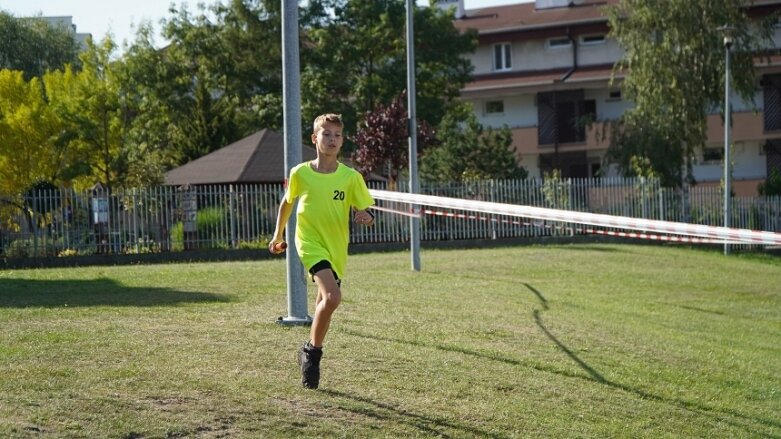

{"left": 308, "top": 260, "right": 341, "bottom": 287}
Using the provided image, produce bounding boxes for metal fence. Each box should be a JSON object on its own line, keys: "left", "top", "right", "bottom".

{"left": 1, "top": 178, "right": 780, "bottom": 258}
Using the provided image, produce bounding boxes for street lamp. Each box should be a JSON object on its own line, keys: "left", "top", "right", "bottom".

{"left": 719, "top": 25, "right": 735, "bottom": 256}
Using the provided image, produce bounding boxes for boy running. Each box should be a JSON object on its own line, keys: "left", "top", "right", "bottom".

{"left": 269, "top": 113, "right": 374, "bottom": 389}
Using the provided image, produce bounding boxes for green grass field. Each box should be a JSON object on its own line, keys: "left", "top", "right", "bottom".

{"left": 1, "top": 244, "right": 779, "bottom": 438}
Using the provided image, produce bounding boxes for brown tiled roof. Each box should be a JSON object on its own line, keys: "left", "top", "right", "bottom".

{"left": 460, "top": 51, "right": 781, "bottom": 96}
{"left": 462, "top": 63, "right": 622, "bottom": 95}
{"left": 164, "top": 129, "right": 385, "bottom": 185}
{"left": 455, "top": 0, "right": 781, "bottom": 39}
{"left": 164, "top": 129, "right": 317, "bottom": 185}
{"left": 454, "top": 0, "right": 618, "bottom": 36}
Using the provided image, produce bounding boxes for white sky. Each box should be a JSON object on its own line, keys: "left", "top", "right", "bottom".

{"left": 2, "top": 0, "right": 530, "bottom": 53}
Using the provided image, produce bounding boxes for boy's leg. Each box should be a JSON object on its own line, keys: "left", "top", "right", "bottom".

{"left": 297, "top": 261, "right": 341, "bottom": 389}
{"left": 310, "top": 268, "right": 341, "bottom": 347}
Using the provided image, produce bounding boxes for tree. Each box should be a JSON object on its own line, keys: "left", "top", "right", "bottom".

{"left": 114, "top": 0, "right": 473, "bottom": 172}
{"left": 46, "top": 37, "right": 130, "bottom": 190}
{"left": 603, "top": 0, "right": 776, "bottom": 187}
{"left": 114, "top": 23, "right": 182, "bottom": 187}
{"left": 0, "top": 69, "right": 70, "bottom": 234}
{"left": 420, "top": 103, "right": 527, "bottom": 182}
{"left": 131, "top": 0, "right": 329, "bottom": 163}
{"left": 302, "top": 0, "right": 476, "bottom": 151}
{"left": 351, "top": 91, "right": 436, "bottom": 186}
{"left": 158, "top": 2, "right": 244, "bottom": 162}
{"left": 758, "top": 170, "right": 781, "bottom": 196}
{"left": 0, "top": 11, "right": 80, "bottom": 79}
{"left": 0, "top": 70, "right": 64, "bottom": 194}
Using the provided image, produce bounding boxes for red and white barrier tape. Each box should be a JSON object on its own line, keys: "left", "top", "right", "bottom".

{"left": 370, "top": 189, "right": 781, "bottom": 245}
{"left": 371, "top": 204, "right": 422, "bottom": 218}
{"left": 584, "top": 228, "right": 724, "bottom": 244}
{"left": 374, "top": 202, "right": 726, "bottom": 243}
{"left": 422, "top": 206, "right": 723, "bottom": 243}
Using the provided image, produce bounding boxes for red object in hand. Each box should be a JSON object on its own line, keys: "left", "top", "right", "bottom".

{"left": 273, "top": 242, "right": 287, "bottom": 252}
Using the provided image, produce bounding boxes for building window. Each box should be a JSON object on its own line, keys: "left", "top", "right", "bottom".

{"left": 537, "top": 90, "right": 594, "bottom": 145}
{"left": 546, "top": 37, "right": 572, "bottom": 50}
{"left": 493, "top": 43, "right": 512, "bottom": 71}
{"left": 702, "top": 148, "right": 724, "bottom": 164}
{"left": 590, "top": 162, "right": 602, "bottom": 178}
{"left": 485, "top": 100, "right": 504, "bottom": 115}
{"left": 608, "top": 89, "right": 622, "bottom": 101}
{"left": 580, "top": 34, "right": 606, "bottom": 46}
{"left": 763, "top": 74, "right": 781, "bottom": 131}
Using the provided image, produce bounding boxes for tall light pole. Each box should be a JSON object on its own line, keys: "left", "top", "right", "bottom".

{"left": 278, "top": 0, "right": 310, "bottom": 325}
{"left": 406, "top": 0, "right": 421, "bottom": 271}
{"left": 719, "top": 25, "right": 735, "bottom": 256}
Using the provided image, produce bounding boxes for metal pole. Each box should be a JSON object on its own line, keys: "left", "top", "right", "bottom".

{"left": 724, "top": 34, "right": 733, "bottom": 256}
{"left": 278, "top": 0, "right": 310, "bottom": 325}
{"left": 406, "top": 0, "right": 421, "bottom": 271}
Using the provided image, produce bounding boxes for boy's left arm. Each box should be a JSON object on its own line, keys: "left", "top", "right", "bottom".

{"left": 353, "top": 208, "right": 375, "bottom": 226}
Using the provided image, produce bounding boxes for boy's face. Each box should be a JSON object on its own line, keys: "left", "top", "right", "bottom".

{"left": 312, "top": 121, "right": 344, "bottom": 157}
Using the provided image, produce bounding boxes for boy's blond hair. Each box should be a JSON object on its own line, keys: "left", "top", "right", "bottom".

{"left": 313, "top": 113, "right": 344, "bottom": 133}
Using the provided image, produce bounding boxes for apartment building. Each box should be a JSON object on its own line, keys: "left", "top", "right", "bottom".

{"left": 36, "top": 16, "right": 91, "bottom": 50}
{"left": 444, "top": 0, "right": 781, "bottom": 195}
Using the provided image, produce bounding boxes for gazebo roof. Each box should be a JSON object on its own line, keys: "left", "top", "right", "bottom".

{"left": 164, "top": 129, "right": 317, "bottom": 185}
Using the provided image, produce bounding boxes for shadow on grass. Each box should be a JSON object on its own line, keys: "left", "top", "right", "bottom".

{"left": 342, "top": 282, "right": 781, "bottom": 437}
{"left": 522, "top": 283, "right": 605, "bottom": 382}
{"left": 675, "top": 304, "right": 727, "bottom": 316}
{"left": 551, "top": 244, "right": 626, "bottom": 252}
{"left": 525, "top": 282, "right": 780, "bottom": 437}
{"left": 320, "top": 389, "right": 507, "bottom": 439}
{"left": 523, "top": 282, "right": 549, "bottom": 311}
{"left": 0, "top": 278, "right": 231, "bottom": 308}
{"left": 532, "top": 309, "right": 606, "bottom": 383}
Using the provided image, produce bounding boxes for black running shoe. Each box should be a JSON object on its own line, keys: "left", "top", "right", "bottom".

{"left": 297, "top": 341, "right": 322, "bottom": 389}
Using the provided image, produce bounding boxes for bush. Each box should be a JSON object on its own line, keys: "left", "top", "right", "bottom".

{"left": 57, "top": 248, "right": 79, "bottom": 257}
{"left": 5, "top": 239, "right": 32, "bottom": 258}
{"left": 124, "top": 237, "right": 161, "bottom": 254}
{"left": 5, "top": 237, "right": 69, "bottom": 257}
{"left": 238, "top": 237, "right": 270, "bottom": 250}
{"left": 169, "top": 207, "right": 228, "bottom": 250}
{"left": 758, "top": 170, "right": 781, "bottom": 196}
{"left": 170, "top": 222, "right": 184, "bottom": 251}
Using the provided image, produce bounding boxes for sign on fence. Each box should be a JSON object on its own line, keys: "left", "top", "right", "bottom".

{"left": 90, "top": 183, "right": 110, "bottom": 254}
{"left": 182, "top": 191, "right": 197, "bottom": 233}
{"left": 91, "top": 198, "right": 109, "bottom": 224}
{"left": 177, "top": 185, "right": 198, "bottom": 250}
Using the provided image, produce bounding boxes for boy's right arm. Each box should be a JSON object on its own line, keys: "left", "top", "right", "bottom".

{"left": 269, "top": 198, "right": 294, "bottom": 254}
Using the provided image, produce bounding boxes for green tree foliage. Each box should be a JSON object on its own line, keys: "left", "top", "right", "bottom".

{"left": 351, "top": 91, "right": 436, "bottom": 186}
{"left": 0, "top": 12, "right": 81, "bottom": 79}
{"left": 0, "top": 70, "right": 64, "bottom": 194}
{"left": 158, "top": 2, "right": 244, "bottom": 162}
{"left": 420, "top": 104, "right": 527, "bottom": 182}
{"left": 117, "top": 0, "right": 474, "bottom": 169}
{"left": 1, "top": 36, "right": 168, "bottom": 192}
{"left": 122, "top": 0, "right": 330, "bottom": 164}
{"left": 604, "top": 0, "right": 776, "bottom": 187}
{"left": 114, "top": 23, "right": 181, "bottom": 187}
{"left": 758, "top": 170, "right": 781, "bottom": 196}
{"left": 302, "top": 0, "right": 476, "bottom": 151}
{"left": 34, "top": 36, "right": 142, "bottom": 190}
{"left": 63, "top": 37, "right": 128, "bottom": 189}
{"left": 2, "top": 0, "right": 477, "bottom": 193}
{"left": 0, "top": 69, "right": 71, "bottom": 231}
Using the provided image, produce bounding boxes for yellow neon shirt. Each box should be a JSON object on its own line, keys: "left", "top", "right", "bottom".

{"left": 285, "top": 161, "right": 374, "bottom": 278}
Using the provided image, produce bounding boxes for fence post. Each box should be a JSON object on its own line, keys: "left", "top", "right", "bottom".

{"left": 229, "top": 184, "right": 237, "bottom": 249}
